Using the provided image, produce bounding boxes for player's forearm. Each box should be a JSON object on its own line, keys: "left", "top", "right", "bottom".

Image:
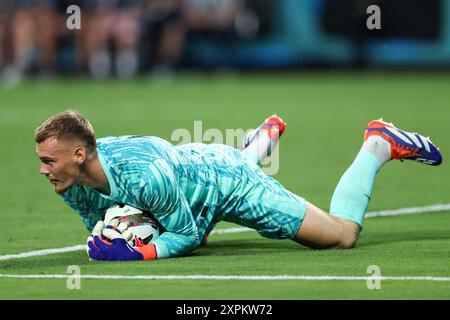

{"left": 152, "top": 232, "right": 201, "bottom": 259}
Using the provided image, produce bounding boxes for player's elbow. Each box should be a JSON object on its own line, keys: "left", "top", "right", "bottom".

{"left": 185, "top": 233, "right": 201, "bottom": 250}
{"left": 192, "top": 235, "right": 202, "bottom": 249}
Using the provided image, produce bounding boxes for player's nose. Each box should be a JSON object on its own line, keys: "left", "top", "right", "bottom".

{"left": 39, "top": 163, "right": 50, "bottom": 176}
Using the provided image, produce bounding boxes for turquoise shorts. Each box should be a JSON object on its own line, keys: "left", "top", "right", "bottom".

{"left": 219, "top": 154, "right": 308, "bottom": 240}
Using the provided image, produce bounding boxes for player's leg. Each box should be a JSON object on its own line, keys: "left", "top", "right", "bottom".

{"left": 85, "top": 7, "right": 115, "bottom": 79}
{"left": 222, "top": 175, "right": 359, "bottom": 248}
{"left": 0, "top": 15, "right": 5, "bottom": 69}
{"left": 294, "top": 202, "right": 360, "bottom": 249}
{"left": 154, "top": 12, "right": 186, "bottom": 71}
{"left": 113, "top": 6, "right": 140, "bottom": 79}
{"left": 10, "top": 6, "right": 34, "bottom": 78}
{"left": 33, "top": 4, "right": 58, "bottom": 74}
{"left": 241, "top": 115, "right": 286, "bottom": 165}
{"left": 295, "top": 119, "right": 442, "bottom": 249}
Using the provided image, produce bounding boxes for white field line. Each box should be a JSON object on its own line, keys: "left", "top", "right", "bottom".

{"left": 1, "top": 274, "right": 450, "bottom": 282}
{"left": 1, "top": 203, "right": 450, "bottom": 262}
{"left": 211, "top": 227, "right": 252, "bottom": 235}
{"left": 0, "top": 245, "right": 86, "bottom": 261}
{"left": 365, "top": 204, "right": 450, "bottom": 218}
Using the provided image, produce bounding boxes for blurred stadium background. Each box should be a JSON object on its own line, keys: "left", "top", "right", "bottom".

{"left": 0, "top": 0, "right": 450, "bottom": 84}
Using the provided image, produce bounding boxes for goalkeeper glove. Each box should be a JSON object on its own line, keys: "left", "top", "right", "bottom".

{"left": 85, "top": 220, "right": 105, "bottom": 261}
{"left": 87, "top": 218, "right": 157, "bottom": 261}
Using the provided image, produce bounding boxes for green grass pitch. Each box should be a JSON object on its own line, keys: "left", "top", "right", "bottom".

{"left": 0, "top": 72, "right": 450, "bottom": 299}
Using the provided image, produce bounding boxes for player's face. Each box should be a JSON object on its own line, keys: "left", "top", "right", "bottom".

{"left": 36, "top": 138, "right": 82, "bottom": 194}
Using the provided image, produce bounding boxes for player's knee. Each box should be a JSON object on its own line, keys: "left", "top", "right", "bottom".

{"left": 336, "top": 222, "right": 360, "bottom": 249}
{"left": 336, "top": 235, "right": 357, "bottom": 249}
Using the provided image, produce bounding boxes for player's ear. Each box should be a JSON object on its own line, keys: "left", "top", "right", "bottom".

{"left": 73, "top": 146, "right": 86, "bottom": 165}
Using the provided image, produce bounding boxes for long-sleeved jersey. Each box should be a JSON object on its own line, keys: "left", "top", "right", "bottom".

{"left": 60, "top": 135, "right": 301, "bottom": 258}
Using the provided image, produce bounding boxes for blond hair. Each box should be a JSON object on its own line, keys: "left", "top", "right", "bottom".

{"left": 35, "top": 110, "right": 97, "bottom": 152}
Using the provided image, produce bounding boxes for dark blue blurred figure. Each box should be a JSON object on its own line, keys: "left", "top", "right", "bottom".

{"left": 140, "top": 0, "right": 185, "bottom": 77}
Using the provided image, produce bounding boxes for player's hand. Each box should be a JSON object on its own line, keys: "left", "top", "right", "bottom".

{"left": 103, "top": 218, "right": 133, "bottom": 243}
{"left": 87, "top": 219, "right": 157, "bottom": 261}
{"left": 85, "top": 220, "right": 105, "bottom": 261}
{"left": 86, "top": 218, "right": 131, "bottom": 250}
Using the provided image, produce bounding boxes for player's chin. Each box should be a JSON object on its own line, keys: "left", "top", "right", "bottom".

{"left": 54, "top": 182, "right": 71, "bottom": 195}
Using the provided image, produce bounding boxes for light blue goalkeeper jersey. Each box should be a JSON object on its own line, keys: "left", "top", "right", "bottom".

{"left": 60, "top": 135, "right": 306, "bottom": 259}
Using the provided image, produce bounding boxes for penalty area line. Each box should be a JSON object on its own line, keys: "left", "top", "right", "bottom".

{"left": 1, "top": 203, "right": 450, "bottom": 262}
{"left": 0, "top": 274, "right": 450, "bottom": 282}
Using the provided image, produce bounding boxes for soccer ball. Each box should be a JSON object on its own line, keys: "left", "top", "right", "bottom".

{"left": 104, "top": 204, "right": 160, "bottom": 246}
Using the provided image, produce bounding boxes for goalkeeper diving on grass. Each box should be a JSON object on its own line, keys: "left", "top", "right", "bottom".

{"left": 34, "top": 111, "right": 443, "bottom": 261}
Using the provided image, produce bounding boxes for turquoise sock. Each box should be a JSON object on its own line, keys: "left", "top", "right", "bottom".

{"left": 330, "top": 151, "right": 382, "bottom": 228}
